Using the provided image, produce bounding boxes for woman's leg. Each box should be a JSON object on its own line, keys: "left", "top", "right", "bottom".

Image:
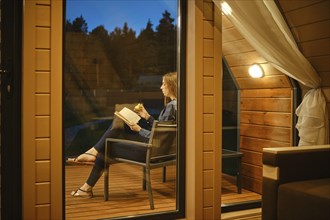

{"left": 72, "top": 128, "right": 122, "bottom": 162}
{"left": 85, "top": 154, "right": 106, "bottom": 187}
{"left": 73, "top": 132, "right": 148, "bottom": 197}
{"left": 71, "top": 153, "right": 106, "bottom": 197}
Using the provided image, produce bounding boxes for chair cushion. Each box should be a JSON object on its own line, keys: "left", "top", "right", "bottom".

{"left": 278, "top": 178, "right": 330, "bottom": 220}
{"left": 109, "top": 142, "right": 147, "bottom": 163}
{"left": 150, "top": 155, "right": 176, "bottom": 163}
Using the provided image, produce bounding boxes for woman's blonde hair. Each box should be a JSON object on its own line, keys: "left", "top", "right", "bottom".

{"left": 163, "top": 72, "right": 177, "bottom": 104}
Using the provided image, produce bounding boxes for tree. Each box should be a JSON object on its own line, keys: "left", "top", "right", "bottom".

{"left": 155, "top": 10, "right": 177, "bottom": 74}
{"left": 91, "top": 25, "right": 108, "bottom": 39}
{"left": 68, "top": 15, "right": 88, "bottom": 33}
{"left": 137, "top": 19, "right": 158, "bottom": 75}
{"left": 108, "top": 23, "right": 138, "bottom": 89}
{"left": 90, "top": 25, "right": 109, "bottom": 47}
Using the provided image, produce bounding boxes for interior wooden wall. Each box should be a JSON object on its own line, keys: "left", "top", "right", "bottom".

{"left": 222, "top": 0, "right": 330, "bottom": 193}
{"left": 222, "top": 15, "right": 293, "bottom": 193}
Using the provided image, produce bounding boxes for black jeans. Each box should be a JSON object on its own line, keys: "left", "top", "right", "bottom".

{"left": 86, "top": 126, "right": 148, "bottom": 187}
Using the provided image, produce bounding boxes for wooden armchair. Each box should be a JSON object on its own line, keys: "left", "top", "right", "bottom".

{"left": 103, "top": 120, "right": 177, "bottom": 209}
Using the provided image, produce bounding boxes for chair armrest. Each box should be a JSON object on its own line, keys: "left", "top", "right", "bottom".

{"left": 106, "top": 138, "right": 151, "bottom": 148}
{"left": 157, "top": 123, "right": 177, "bottom": 127}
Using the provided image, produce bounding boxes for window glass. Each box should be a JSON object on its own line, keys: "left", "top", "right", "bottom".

{"left": 64, "top": 1, "right": 184, "bottom": 219}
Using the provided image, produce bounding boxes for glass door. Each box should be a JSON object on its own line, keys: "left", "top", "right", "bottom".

{"left": 63, "top": 1, "right": 186, "bottom": 219}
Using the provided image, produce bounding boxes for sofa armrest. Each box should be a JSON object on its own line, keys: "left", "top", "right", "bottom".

{"left": 263, "top": 145, "right": 330, "bottom": 183}
{"left": 262, "top": 145, "right": 330, "bottom": 220}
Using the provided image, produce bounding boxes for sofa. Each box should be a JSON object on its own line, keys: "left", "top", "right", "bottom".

{"left": 262, "top": 145, "right": 330, "bottom": 220}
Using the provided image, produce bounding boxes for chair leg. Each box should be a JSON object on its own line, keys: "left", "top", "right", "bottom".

{"left": 145, "top": 167, "right": 154, "bottom": 209}
{"left": 104, "top": 144, "right": 109, "bottom": 201}
{"left": 142, "top": 167, "right": 146, "bottom": 191}
{"left": 162, "top": 166, "right": 167, "bottom": 182}
{"left": 237, "top": 158, "right": 242, "bottom": 194}
{"left": 104, "top": 166, "right": 109, "bottom": 200}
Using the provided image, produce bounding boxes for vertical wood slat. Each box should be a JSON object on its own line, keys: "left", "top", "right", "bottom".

{"left": 50, "top": 0, "right": 63, "bottom": 219}
{"left": 23, "top": 1, "right": 37, "bottom": 219}
{"left": 23, "top": 1, "right": 58, "bottom": 219}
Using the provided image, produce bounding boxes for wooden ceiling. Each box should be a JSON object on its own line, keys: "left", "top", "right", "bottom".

{"left": 277, "top": 0, "right": 330, "bottom": 88}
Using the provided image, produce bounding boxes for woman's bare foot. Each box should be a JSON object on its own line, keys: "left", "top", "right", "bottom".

{"left": 71, "top": 183, "right": 93, "bottom": 198}
{"left": 76, "top": 147, "right": 98, "bottom": 162}
{"left": 67, "top": 147, "right": 98, "bottom": 163}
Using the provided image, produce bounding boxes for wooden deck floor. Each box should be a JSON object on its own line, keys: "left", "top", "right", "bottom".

{"left": 65, "top": 164, "right": 261, "bottom": 219}
{"left": 221, "top": 174, "right": 261, "bottom": 206}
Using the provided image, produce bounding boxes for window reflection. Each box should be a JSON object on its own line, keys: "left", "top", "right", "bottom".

{"left": 64, "top": 1, "right": 180, "bottom": 219}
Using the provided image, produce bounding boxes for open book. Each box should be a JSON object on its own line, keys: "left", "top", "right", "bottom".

{"left": 114, "top": 107, "right": 141, "bottom": 126}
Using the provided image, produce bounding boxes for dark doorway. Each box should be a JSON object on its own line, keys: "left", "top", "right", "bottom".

{"left": 0, "top": 0, "right": 22, "bottom": 219}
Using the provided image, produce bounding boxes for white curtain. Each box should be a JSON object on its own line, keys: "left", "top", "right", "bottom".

{"left": 214, "top": 0, "right": 328, "bottom": 145}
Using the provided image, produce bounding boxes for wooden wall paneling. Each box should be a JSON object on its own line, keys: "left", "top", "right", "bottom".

{"left": 223, "top": 39, "right": 254, "bottom": 55}
{"left": 222, "top": 27, "right": 243, "bottom": 44}
{"left": 240, "top": 150, "right": 262, "bottom": 167}
{"left": 230, "top": 64, "right": 285, "bottom": 78}
{"left": 203, "top": 58, "right": 214, "bottom": 76}
{"left": 50, "top": 0, "right": 63, "bottom": 218}
{"left": 36, "top": 72, "right": 50, "bottom": 93}
{"left": 236, "top": 75, "right": 291, "bottom": 89}
{"left": 36, "top": 4, "right": 50, "bottom": 26}
{"left": 240, "top": 97, "right": 291, "bottom": 112}
{"left": 319, "top": 72, "right": 330, "bottom": 86}
{"left": 36, "top": 94, "right": 50, "bottom": 115}
{"left": 36, "top": 27, "right": 50, "bottom": 48}
{"left": 283, "top": 1, "right": 330, "bottom": 27}
{"left": 36, "top": 205, "right": 50, "bottom": 220}
{"left": 35, "top": 138, "right": 50, "bottom": 160}
{"left": 187, "top": 0, "right": 222, "bottom": 218}
{"left": 36, "top": 50, "right": 50, "bottom": 71}
{"left": 203, "top": 20, "right": 214, "bottom": 38}
{"left": 203, "top": 170, "right": 214, "bottom": 188}
{"left": 36, "top": 183, "right": 51, "bottom": 204}
{"left": 240, "top": 88, "right": 292, "bottom": 98}
{"left": 240, "top": 111, "right": 292, "bottom": 127}
{"left": 292, "top": 20, "right": 330, "bottom": 43}
{"left": 240, "top": 136, "right": 291, "bottom": 152}
{"left": 240, "top": 124, "right": 291, "bottom": 143}
{"left": 323, "top": 88, "right": 330, "bottom": 101}
{"left": 222, "top": 14, "right": 234, "bottom": 29}
{"left": 241, "top": 164, "right": 263, "bottom": 181}
{"left": 242, "top": 175, "right": 262, "bottom": 193}
{"left": 222, "top": 6, "right": 295, "bottom": 194}
{"left": 300, "top": 38, "right": 330, "bottom": 57}
{"left": 224, "top": 52, "right": 266, "bottom": 66}
{"left": 308, "top": 55, "right": 330, "bottom": 72}
{"left": 277, "top": 0, "right": 324, "bottom": 12}
{"left": 35, "top": 161, "right": 50, "bottom": 182}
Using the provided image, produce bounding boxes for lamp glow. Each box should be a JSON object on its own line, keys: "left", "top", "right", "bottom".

{"left": 248, "top": 64, "right": 264, "bottom": 78}
{"left": 221, "top": 1, "right": 232, "bottom": 15}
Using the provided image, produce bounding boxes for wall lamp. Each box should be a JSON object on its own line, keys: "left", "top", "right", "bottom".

{"left": 248, "top": 64, "right": 264, "bottom": 78}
